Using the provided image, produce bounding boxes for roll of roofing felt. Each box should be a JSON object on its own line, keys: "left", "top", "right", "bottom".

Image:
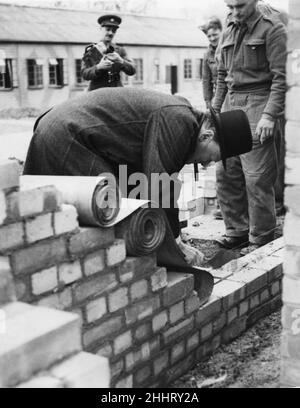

{"left": 115, "top": 204, "right": 166, "bottom": 257}
{"left": 20, "top": 175, "right": 121, "bottom": 227}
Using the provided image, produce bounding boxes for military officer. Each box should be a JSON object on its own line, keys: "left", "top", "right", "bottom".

{"left": 81, "top": 14, "right": 136, "bottom": 91}
{"left": 213, "top": 0, "right": 287, "bottom": 254}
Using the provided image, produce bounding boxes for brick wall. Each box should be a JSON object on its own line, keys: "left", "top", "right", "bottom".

{"left": 281, "top": 0, "right": 300, "bottom": 388}
{"left": 0, "top": 160, "right": 284, "bottom": 388}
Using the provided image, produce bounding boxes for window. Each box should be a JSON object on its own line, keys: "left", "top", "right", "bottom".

{"left": 133, "top": 58, "right": 143, "bottom": 83}
{"left": 27, "top": 59, "right": 43, "bottom": 88}
{"left": 75, "top": 59, "right": 85, "bottom": 85}
{"left": 154, "top": 59, "right": 160, "bottom": 83}
{"left": 49, "top": 58, "right": 68, "bottom": 87}
{"left": 184, "top": 59, "right": 192, "bottom": 79}
{"left": 165, "top": 65, "right": 171, "bottom": 84}
{"left": 0, "top": 59, "right": 18, "bottom": 90}
{"left": 195, "top": 58, "right": 203, "bottom": 80}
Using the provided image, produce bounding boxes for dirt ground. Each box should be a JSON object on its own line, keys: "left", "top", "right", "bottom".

{"left": 170, "top": 310, "right": 281, "bottom": 389}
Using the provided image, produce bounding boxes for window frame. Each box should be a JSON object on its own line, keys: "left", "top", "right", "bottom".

{"left": 27, "top": 59, "right": 44, "bottom": 89}
{"left": 133, "top": 58, "right": 144, "bottom": 84}
{"left": 48, "top": 58, "right": 67, "bottom": 88}
{"left": 184, "top": 58, "right": 193, "bottom": 80}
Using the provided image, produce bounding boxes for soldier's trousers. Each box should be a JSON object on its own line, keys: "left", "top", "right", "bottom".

{"left": 216, "top": 91, "right": 278, "bottom": 245}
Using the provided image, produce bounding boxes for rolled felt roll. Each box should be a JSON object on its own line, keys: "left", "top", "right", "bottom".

{"left": 20, "top": 175, "right": 121, "bottom": 227}
{"left": 115, "top": 206, "right": 166, "bottom": 257}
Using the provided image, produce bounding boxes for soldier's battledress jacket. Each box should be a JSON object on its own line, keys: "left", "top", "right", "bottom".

{"left": 202, "top": 44, "right": 218, "bottom": 107}
{"left": 81, "top": 42, "right": 136, "bottom": 91}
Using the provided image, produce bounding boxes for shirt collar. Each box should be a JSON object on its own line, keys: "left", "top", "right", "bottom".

{"left": 228, "top": 8, "right": 262, "bottom": 33}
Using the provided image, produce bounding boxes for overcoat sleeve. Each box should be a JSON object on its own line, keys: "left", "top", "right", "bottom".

{"left": 143, "top": 105, "right": 200, "bottom": 238}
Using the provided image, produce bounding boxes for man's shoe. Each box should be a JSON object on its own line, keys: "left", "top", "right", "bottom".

{"left": 240, "top": 244, "right": 261, "bottom": 256}
{"left": 215, "top": 235, "right": 249, "bottom": 250}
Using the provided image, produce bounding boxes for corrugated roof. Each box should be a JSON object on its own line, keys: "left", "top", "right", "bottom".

{"left": 0, "top": 3, "right": 208, "bottom": 47}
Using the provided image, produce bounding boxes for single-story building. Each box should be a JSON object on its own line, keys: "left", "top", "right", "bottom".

{"left": 0, "top": 3, "right": 208, "bottom": 111}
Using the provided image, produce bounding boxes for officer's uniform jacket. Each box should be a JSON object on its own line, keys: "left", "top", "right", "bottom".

{"left": 81, "top": 41, "right": 136, "bottom": 91}
{"left": 202, "top": 45, "right": 218, "bottom": 107}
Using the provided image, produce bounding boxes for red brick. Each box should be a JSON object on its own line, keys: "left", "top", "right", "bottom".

{"left": 72, "top": 270, "right": 118, "bottom": 304}
{"left": 260, "top": 289, "right": 270, "bottom": 304}
{"left": 227, "top": 307, "right": 238, "bottom": 324}
{"left": 58, "top": 260, "right": 82, "bottom": 285}
{"left": 83, "top": 250, "right": 105, "bottom": 277}
{"left": 35, "top": 288, "right": 72, "bottom": 310}
{"left": 108, "top": 287, "right": 129, "bottom": 312}
{"left": 130, "top": 279, "right": 148, "bottom": 301}
{"left": 25, "top": 213, "right": 53, "bottom": 244}
{"left": 196, "top": 295, "right": 222, "bottom": 327}
{"left": 0, "top": 222, "right": 24, "bottom": 252}
{"left": 201, "top": 322, "right": 213, "bottom": 341}
{"left": 125, "top": 339, "right": 159, "bottom": 371}
{"left": 95, "top": 343, "right": 113, "bottom": 359}
{"left": 186, "top": 332, "right": 199, "bottom": 352}
{"left": 83, "top": 316, "right": 123, "bottom": 348}
{"left": 110, "top": 359, "right": 124, "bottom": 380}
{"left": 163, "top": 272, "right": 194, "bottom": 307}
{"left": 163, "top": 316, "right": 194, "bottom": 345}
{"left": 125, "top": 296, "right": 160, "bottom": 325}
{"left": 154, "top": 351, "right": 169, "bottom": 376}
{"left": 150, "top": 267, "right": 168, "bottom": 292}
{"left": 213, "top": 280, "right": 246, "bottom": 310}
{"left": 169, "top": 301, "right": 185, "bottom": 324}
{"left": 14, "top": 276, "right": 31, "bottom": 302}
{"left": 0, "top": 257, "right": 15, "bottom": 305}
{"left": 113, "top": 331, "right": 132, "bottom": 355}
{"left": 54, "top": 204, "right": 78, "bottom": 235}
{"left": 152, "top": 311, "right": 168, "bottom": 333}
{"left": 118, "top": 255, "right": 156, "bottom": 282}
{"left": 185, "top": 292, "right": 201, "bottom": 315}
{"left": 165, "top": 353, "right": 195, "bottom": 384}
{"left": 134, "top": 366, "right": 152, "bottom": 386}
{"left": 18, "top": 189, "right": 44, "bottom": 218}
{"left": 171, "top": 340, "right": 185, "bottom": 364}
{"left": 212, "top": 313, "right": 227, "bottom": 334}
{"left": 68, "top": 227, "right": 115, "bottom": 256}
{"left": 134, "top": 322, "right": 152, "bottom": 342}
{"left": 11, "top": 237, "right": 68, "bottom": 275}
{"left": 271, "top": 281, "right": 281, "bottom": 297}
{"left": 41, "top": 185, "right": 62, "bottom": 212}
{"left": 106, "top": 239, "right": 126, "bottom": 267}
{"left": 222, "top": 316, "right": 247, "bottom": 344}
{"left": 239, "top": 300, "right": 249, "bottom": 316}
{"left": 85, "top": 297, "right": 107, "bottom": 323}
{"left": 31, "top": 266, "right": 58, "bottom": 296}
{"left": 228, "top": 267, "right": 268, "bottom": 296}
{"left": 114, "top": 375, "right": 133, "bottom": 389}
{"left": 0, "top": 160, "right": 20, "bottom": 190}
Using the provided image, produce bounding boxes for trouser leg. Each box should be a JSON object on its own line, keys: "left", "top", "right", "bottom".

{"left": 216, "top": 156, "right": 249, "bottom": 238}
{"left": 241, "top": 142, "right": 277, "bottom": 245}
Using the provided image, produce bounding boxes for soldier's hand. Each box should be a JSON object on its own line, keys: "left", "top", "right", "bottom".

{"left": 255, "top": 117, "right": 275, "bottom": 145}
{"left": 106, "top": 52, "right": 124, "bottom": 64}
{"left": 97, "top": 57, "right": 113, "bottom": 70}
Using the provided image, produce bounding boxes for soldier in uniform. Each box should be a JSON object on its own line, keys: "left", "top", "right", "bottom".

{"left": 81, "top": 14, "right": 136, "bottom": 91}
{"left": 202, "top": 18, "right": 223, "bottom": 110}
{"left": 212, "top": 0, "right": 287, "bottom": 254}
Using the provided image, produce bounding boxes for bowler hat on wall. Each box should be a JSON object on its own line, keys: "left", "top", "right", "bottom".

{"left": 98, "top": 14, "right": 122, "bottom": 28}
{"left": 210, "top": 108, "right": 253, "bottom": 170}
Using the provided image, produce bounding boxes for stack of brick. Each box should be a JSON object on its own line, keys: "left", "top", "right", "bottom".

{"left": 0, "top": 159, "right": 110, "bottom": 388}
{"left": 0, "top": 159, "right": 286, "bottom": 388}
{"left": 281, "top": 0, "right": 300, "bottom": 388}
